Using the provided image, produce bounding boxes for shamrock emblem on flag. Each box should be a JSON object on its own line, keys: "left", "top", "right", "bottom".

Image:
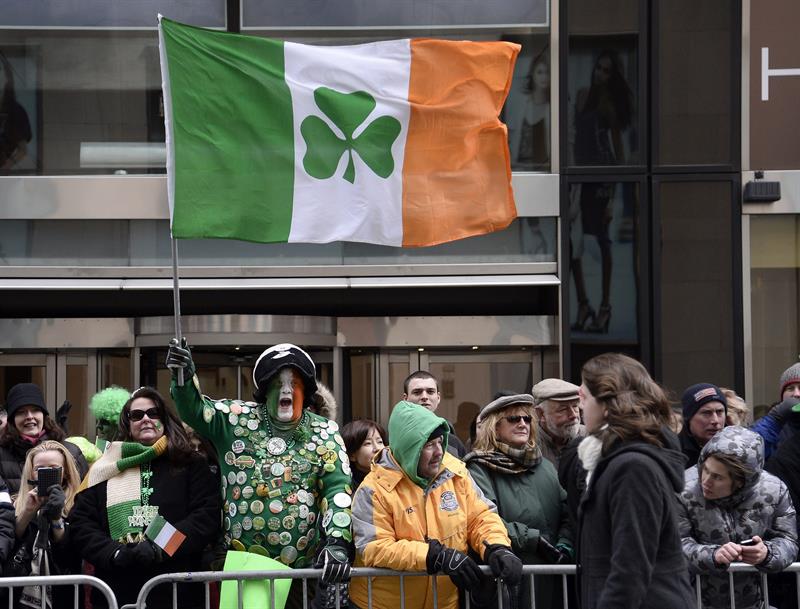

{"left": 301, "top": 87, "right": 402, "bottom": 184}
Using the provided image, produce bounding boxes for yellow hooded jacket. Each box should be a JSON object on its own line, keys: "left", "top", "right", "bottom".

{"left": 350, "top": 401, "right": 510, "bottom": 609}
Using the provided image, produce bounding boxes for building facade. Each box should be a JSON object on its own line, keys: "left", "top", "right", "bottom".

{"left": 0, "top": 0, "right": 795, "bottom": 435}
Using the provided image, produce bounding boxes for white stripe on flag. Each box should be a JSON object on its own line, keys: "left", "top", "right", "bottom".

{"left": 153, "top": 520, "right": 178, "bottom": 548}
{"left": 285, "top": 39, "right": 411, "bottom": 246}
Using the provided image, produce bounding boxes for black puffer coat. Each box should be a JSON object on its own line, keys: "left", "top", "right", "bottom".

{"left": 0, "top": 435, "right": 88, "bottom": 494}
{"left": 577, "top": 431, "right": 694, "bottom": 609}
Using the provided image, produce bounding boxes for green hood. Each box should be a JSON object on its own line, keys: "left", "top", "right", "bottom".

{"left": 387, "top": 400, "right": 449, "bottom": 488}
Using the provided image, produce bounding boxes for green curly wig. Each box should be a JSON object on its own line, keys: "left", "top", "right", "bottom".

{"left": 89, "top": 386, "right": 130, "bottom": 423}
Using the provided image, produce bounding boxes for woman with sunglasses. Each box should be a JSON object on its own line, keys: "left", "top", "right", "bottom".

{"left": 70, "top": 387, "right": 221, "bottom": 609}
{"left": 465, "top": 394, "right": 573, "bottom": 609}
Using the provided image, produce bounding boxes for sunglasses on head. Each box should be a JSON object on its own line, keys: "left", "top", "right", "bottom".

{"left": 504, "top": 415, "right": 532, "bottom": 424}
{"left": 128, "top": 408, "right": 162, "bottom": 422}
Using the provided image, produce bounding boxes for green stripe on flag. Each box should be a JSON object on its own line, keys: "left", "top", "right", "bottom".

{"left": 160, "top": 17, "right": 295, "bottom": 242}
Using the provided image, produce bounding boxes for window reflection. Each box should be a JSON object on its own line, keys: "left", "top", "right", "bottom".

{"left": 568, "top": 182, "right": 639, "bottom": 376}
{"left": 502, "top": 35, "right": 550, "bottom": 172}
{"left": 0, "top": 48, "right": 36, "bottom": 174}
{"left": 568, "top": 37, "right": 639, "bottom": 166}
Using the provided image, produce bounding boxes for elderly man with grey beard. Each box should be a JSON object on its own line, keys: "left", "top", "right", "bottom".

{"left": 532, "top": 379, "right": 585, "bottom": 467}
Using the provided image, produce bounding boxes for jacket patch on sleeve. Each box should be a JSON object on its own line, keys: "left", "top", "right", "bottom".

{"left": 439, "top": 490, "right": 459, "bottom": 512}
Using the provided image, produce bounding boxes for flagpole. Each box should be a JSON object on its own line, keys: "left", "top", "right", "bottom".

{"left": 171, "top": 235, "right": 185, "bottom": 387}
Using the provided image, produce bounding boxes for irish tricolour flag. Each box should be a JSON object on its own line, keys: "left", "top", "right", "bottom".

{"left": 158, "top": 17, "right": 519, "bottom": 248}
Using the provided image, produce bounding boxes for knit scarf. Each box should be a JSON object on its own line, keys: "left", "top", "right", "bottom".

{"left": 464, "top": 442, "right": 542, "bottom": 475}
{"left": 79, "top": 436, "right": 168, "bottom": 542}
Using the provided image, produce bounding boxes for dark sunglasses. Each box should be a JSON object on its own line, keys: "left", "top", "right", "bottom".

{"left": 504, "top": 415, "right": 532, "bottom": 424}
{"left": 128, "top": 408, "right": 162, "bottom": 422}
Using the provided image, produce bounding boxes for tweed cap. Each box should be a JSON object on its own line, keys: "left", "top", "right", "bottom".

{"left": 532, "top": 378, "right": 580, "bottom": 405}
{"left": 479, "top": 393, "right": 535, "bottom": 421}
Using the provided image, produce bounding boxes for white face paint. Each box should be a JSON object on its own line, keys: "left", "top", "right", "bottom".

{"left": 276, "top": 368, "right": 296, "bottom": 422}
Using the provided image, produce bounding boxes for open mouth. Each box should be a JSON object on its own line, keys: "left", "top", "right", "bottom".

{"left": 279, "top": 398, "right": 292, "bottom": 408}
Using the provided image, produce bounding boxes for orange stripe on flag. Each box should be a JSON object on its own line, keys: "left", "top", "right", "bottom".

{"left": 163, "top": 529, "right": 187, "bottom": 556}
{"left": 402, "top": 39, "right": 519, "bottom": 248}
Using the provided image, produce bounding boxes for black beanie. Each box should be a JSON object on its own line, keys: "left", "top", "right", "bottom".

{"left": 681, "top": 383, "right": 726, "bottom": 422}
{"left": 426, "top": 426, "right": 446, "bottom": 443}
{"left": 6, "top": 383, "right": 48, "bottom": 420}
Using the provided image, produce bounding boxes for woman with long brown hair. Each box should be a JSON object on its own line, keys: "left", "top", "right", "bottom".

{"left": 0, "top": 383, "right": 88, "bottom": 493}
{"left": 576, "top": 353, "right": 694, "bottom": 609}
{"left": 70, "top": 386, "right": 220, "bottom": 609}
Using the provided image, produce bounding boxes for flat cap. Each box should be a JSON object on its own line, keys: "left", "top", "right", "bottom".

{"left": 479, "top": 393, "right": 534, "bottom": 421}
{"left": 532, "top": 378, "right": 580, "bottom": 405}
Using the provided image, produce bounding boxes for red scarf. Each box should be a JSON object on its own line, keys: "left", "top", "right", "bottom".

{"left": 21, "top": 430, "right": 48, "bottom": 445}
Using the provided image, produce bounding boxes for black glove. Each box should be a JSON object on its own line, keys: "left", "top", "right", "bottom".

{"left": 56, "top": 400, "right": 72, "bottom": 433}
{"left": 113, "top": 540, "right": 159, "bottom": 568}
{"left": 166, "top": 337, "right": 195, "bottom": 379}
{"left": 537, "top": 535, "right": 568, "bottom": 564}
{"left": 44, "top": 484, "right": 66, "bottom": 521}
{"left": 767, "top": 397, "right": 800, "bottom": 424}
{"left": 484, "top": 543, "right": 523, "bottom": 586}
{"left": 314, "top": 540, "right": 352, "bottom": 585}
{"left": 426, "top": 539, "right": 483, "bottom": 590}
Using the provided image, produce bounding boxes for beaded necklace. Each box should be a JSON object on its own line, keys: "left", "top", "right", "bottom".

{"left": 260, "top": 409, "right": 310, "bottom": 455}
{"left": 140, "top": 462, "right": 154, "bottom": 505}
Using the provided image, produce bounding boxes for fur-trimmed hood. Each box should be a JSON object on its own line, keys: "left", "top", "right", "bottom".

{"left": 312, "top": 382, "right": 337, "bottom": 421}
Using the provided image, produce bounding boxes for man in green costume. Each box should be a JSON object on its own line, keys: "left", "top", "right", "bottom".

{"left": 166, "top": 341, "right": 353, "bottom": 594}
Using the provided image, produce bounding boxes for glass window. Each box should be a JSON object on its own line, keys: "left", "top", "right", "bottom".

{"left": 568, "top": 181, "right": 640, "bottom": 379}
{"left": 659, "top": 181, "right": 735, "bottom": 393}
{"left": 429, "top": 354, "right": 534, "bottom": 445}
{"left": 1, "top": 32, "right": 164, "bottom": 176}
{"left": 656, "top": 0, "right": 733, "bottom": 166}
{"left": 750, "top": 215, "right": 800, "bottom": 415}
{"left": 567, "top": 0, "right": 641, "bottom": 167}
{"left": 502, "top": 34, "right": 551, "bottom": 173}
{"left": 0, "top": 217, "right": 555, "bottom": 267}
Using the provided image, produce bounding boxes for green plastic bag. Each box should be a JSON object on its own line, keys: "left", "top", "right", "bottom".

{"left": 220, "top": 551, "right": 292, "bottom": 609}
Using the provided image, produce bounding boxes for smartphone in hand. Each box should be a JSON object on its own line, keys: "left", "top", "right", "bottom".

{"left": 739, "top": 538, "right": 757, "bottom": 547}
{"left": 36, "top": 466, "right": 62, "bottom": 496}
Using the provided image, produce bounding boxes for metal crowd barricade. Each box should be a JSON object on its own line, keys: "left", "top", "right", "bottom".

{"left": 0, "top": 574, "right": 119, "bottom": 609}
{"left": 130, "top": 565, "right": 578, "bottom": 609}
{"left": 128, "top": 562, "right": 800, "bottom": 609}
{"left": 695, "top": 561, "right": 800, "bottom": 609}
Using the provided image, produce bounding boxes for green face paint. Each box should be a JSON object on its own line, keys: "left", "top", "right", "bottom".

{"left": 265, "top": 368, "right": 304, "bottom": 423}
{"left": 153, "top": 421, "right": 163, "bottom": 431}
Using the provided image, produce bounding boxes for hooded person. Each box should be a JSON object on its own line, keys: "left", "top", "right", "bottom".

{"left": 166, "top": 340, "right": 354, "bottom": 607}
{"left": 350, "top": 401, "right": 522, "bottom": 609}
{"left": 678, "top": 426, "right": 798, "bottom": 609}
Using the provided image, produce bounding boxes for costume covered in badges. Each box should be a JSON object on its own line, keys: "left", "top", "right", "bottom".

{"left": 170, "top": 344, "right": 352, "bottom": 567}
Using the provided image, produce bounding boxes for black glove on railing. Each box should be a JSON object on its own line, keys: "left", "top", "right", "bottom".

{"left": 44, "top": 484, "right": 66, "bottom": 521}
{"left": 484, "top": 543, "right": 523, "bottom": 586}
{"left": 767, "top": 397, "right": 800, "bottom": 424}
{"left": 314, "top": 540, "right": 352, "bottom": 585}
{"left": 426, "top": 539, "right": 483, "bottom": 590}
{"left": 166, "top": 337, "right": 195, "bottom": 380}
{"left": 537, "top": 535, "right": 570, "bottom": 564}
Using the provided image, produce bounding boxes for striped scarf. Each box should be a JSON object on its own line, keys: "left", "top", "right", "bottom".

{"left": 79, "top": 436, "right": 168, "bottom": 542}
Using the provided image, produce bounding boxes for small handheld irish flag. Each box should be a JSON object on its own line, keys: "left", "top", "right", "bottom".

{"left": 158, "top": 17, "right": 519, "bottom": 247}
{"left": 145, "top": 515, "right": 186, "bottom": 557}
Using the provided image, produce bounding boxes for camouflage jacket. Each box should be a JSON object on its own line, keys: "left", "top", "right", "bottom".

{"left": 678, "top": 426, "right": 798, "bottom": 609}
